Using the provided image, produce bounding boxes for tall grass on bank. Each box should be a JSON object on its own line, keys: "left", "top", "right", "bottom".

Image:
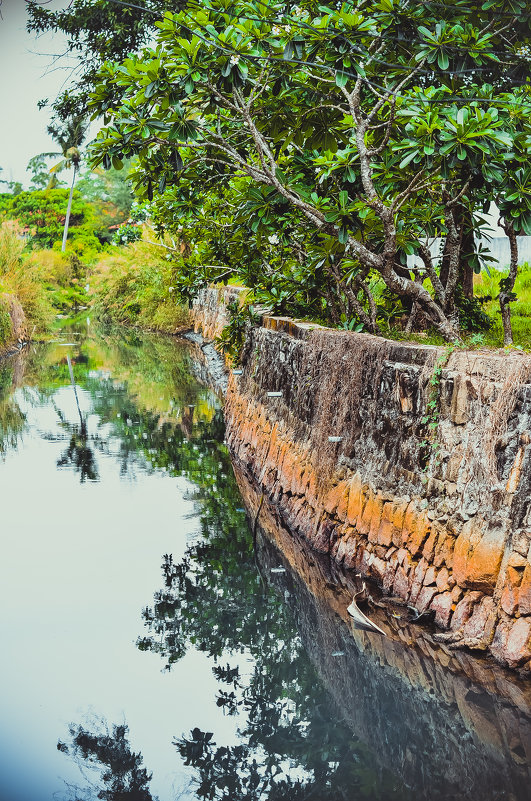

{"left": 0, "top": 222, "right": 54, "bottom": 333}
{"left": 90, "top": 239, "right": 190, "bottom": 332}
{"left": 475, "top": 262, "right": 531, "bottom": 348}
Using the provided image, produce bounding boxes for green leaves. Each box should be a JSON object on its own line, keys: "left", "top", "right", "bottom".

{"left": 85, "top": 0, "right": 531, "bottom": 339}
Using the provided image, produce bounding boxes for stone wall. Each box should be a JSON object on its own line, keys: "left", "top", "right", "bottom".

{"left": 194, "top": 289, "right": 531, "bottom": 670}
{"left": 191, "top": 285, "right": 246, "bottom": 340}
{"left": 235, "top": 465, "right": 531, "bottom": 800}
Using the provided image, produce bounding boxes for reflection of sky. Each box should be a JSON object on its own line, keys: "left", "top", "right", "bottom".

{"left": 0, "top": 378, "right": 240, "bottom": 800}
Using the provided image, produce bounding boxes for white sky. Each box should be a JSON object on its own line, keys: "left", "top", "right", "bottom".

{"left": 0, "top": 0, "right": 88, "bottom": 187}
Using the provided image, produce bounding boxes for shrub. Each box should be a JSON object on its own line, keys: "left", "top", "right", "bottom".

{"left": 0, "top": 222, "right": 54, "bottom": 331}
{"left": 91, "top": 238, "right": 189, "bottom": 331}
{"left": 0, "top": 299, "right": 12, "bottom": 345}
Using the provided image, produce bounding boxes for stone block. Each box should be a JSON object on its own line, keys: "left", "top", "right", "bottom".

{"left": 451, "top": 592, "right": 481, "bottom": 631}
{"left": 342, "top": 537, "right": 358, "bottom": 569}
{"left": 393, "top": 566, "right": 410, "bottom": 600}
{"left": 358, "top": 492, "right": 382, "bottom": 540}
{"left": 462, "top": 596, "right": 497, "bottom": 642}
{"left": 422, "top": 526, "right": 439, "bottom": 562}
{"left": 377, "top": 502, "right": 394, "bottom": 547}
{"left": 453, "top": 518, "right": 506, "bottom": 592}
{"left": 324, "top": 480, "right": 350, "bottom": 517}
{"left": 346, "top": 474, "right": 363, "bottom": 528}
{"left": 491, "top": 616, "right": 531, "bottom": 669}
{"left": 449, "top": 374, "right": 470, "bottom": 425}
{"left": 430, "top": 591, "right": 454, "bottom": 628}
{"left": 434, "top": 532, "right": 455, "bottom": 569}
{"left": 436, "top": 566, "right": 451, "bottom": 593}
{"left": 416, "top": 585, "right": 438, "bottom": 614}
{"left": 518, "top": 565, "right": 531, "bottom": 615}
{"left": 383, "top": 562, "right": 397, "bottom": 593}
{"left": 369, "top": 556, "right": 387, "bottom": 582}
{"left": 424, "top": 565, "right": 437, "bottom": 586}
{"left": 402, "top": 504, "right": 431, "bottom": 557}
{"left": 501, "top": 583, "right": 519, "bottom": 617}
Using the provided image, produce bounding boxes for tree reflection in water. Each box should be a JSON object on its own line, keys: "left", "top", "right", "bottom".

{"left": 135, "top": 433, "right": 406, "bottom": 800}
{"left": 57, "top": 718, "right": 158, "bottom": 801}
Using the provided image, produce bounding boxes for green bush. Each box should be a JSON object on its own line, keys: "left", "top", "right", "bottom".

{"left": 91, "top": 238, "right": 190, "bottom": 332}
{"left": 0, "top": 223, "right": 54, "bottom": 332}
{"left": 0, "top": 299, "right": 12, "bottom": 345}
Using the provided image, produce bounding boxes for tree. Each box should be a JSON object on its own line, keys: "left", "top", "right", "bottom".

{"left": 26, "top": 0, "right": 182, "bottom": 122}
{"left": 76, "top": 162, "right": 135, "bottom": 241}
{"left": 48, "top": 114, "right": 89, "bottom": 251}
{"left": 88, "top": 0, "right": 531, "bottom": 340}
{"left": 26, "top": 153, "right": 63, "bottom": 191}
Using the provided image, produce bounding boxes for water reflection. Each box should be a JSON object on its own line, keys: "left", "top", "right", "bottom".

{"left": 2, "top": 321, "right": 530, "bottom": 801}
{"left": 57, "top": 718, "right": 158, "bottom": 801}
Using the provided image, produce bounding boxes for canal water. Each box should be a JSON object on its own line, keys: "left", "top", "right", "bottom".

{"left": 0, "top": 322, "right": 530, "bottom": 801}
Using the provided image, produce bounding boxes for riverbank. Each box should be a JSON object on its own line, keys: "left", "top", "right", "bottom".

{"left": 193, "top": 287, "right": 531, "bottom": 672}
{"left": 0, "top": 292, "right": 27, "bottom": 357}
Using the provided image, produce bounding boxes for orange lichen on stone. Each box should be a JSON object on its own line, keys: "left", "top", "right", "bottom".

{"left": 368, "top": 493, "right": 384, "bottom": 543}
{"left": 358, "top": 490, "right": 382, "bottom": 537}
{"left": 453, "top": 519, "right": 506, "bottom": 592}
{"left": 402, "top": 504, "right": 431, "bottom": 557}
{"left": 346, "top": 474, "right": 364, "bottom": 528}
{"left": 377, "top": 502, "right": 394, "bottom": 547}
{"left": 324, "top": 480, "right": 350, "bottom": 516}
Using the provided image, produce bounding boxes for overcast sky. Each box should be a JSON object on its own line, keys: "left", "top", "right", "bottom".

{"left": 0, "top": 0, "right": 89, "bottom": 187}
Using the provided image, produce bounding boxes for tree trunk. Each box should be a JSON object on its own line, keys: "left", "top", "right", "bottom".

{"left": 61, "top": 165, "right": 77, "bottom": 253}
{"left": 459, "top": 207, "right": 475, "bottom": 300}
{"left": 499, "top": 218, "right": 519, "bottom": 347}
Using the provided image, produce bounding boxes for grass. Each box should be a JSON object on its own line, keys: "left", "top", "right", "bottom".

{"left": 0, "top": 222, "right": 55, "bottom": 335}
{"left": 90, "top": 237, "right": 190, "bottom": 332}
{"left": 472, "top": 262, "right": 531, "bottom": 349}
{"left": 0, "top": 299, "right": 12, "bottom": 345}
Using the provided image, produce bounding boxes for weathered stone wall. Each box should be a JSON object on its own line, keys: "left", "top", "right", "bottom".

{"left": 191, "top": 285, "right": 246, "bottom": 340}
{"left": 236, "top": 465, "right": 531, "bottom": 800}
{"left": 194, "top": 289, "right": 531, "bottom": 670}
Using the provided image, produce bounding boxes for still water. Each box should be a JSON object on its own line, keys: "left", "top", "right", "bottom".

{"left": 0, "top": 322, "right": 530, "bottom": 801}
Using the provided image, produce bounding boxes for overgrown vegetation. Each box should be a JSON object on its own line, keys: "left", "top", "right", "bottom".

{"left": 90, "top": 235, "right": 190, "bottom": 332}
{"left": 84, "top": 0, "right": 531, "bottom": 343}
{"left": 0, "top": 222, "right": 54, "bottom": 335}
{"left": 0, "top": 299, "right": 12, "bottom": 345}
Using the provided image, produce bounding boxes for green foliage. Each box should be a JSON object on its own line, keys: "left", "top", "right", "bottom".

{"left": 91, "top": 237, "right": 190, "bottom": 331}
{"left": 84, "top": 0, "right": 531, "bottom": 340}
{"left": 0, "top": 188, "right": 98, "bottom": 252}
{"left": 26, "top": 153, "right": 62, "bottom": 191}
{"left": 76, "top": 162, "right": 135, "bottom": 242}
{"left": 454, "top": 285, "right": 492, "bottom": 332}
{"left": 215, "top": 300, "right": 261, "bottom": 363}
{"left": 475, "top": 263, "right": 531, "bottom": 349}
{"left": 112, "top": 222, "right": 141, "bottom": 245}
{"left": 0, "top": 299, "right": 12, "bottom": 345}
{"left": 0, "top": 222, "right": 54, "bottom": 331}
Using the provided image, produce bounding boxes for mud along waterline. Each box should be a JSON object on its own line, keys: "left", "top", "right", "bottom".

{"left": 0, "top": 320, "right": 529, "bottom": 800}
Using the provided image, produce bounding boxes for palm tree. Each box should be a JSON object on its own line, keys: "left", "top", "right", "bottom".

{"left": 47, "top": 115, "right": 88, "bottom": 251}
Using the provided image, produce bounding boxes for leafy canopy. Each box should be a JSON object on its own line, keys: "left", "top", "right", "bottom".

{"left": 89, "top": 0, "right": 531, "bottom": 338}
